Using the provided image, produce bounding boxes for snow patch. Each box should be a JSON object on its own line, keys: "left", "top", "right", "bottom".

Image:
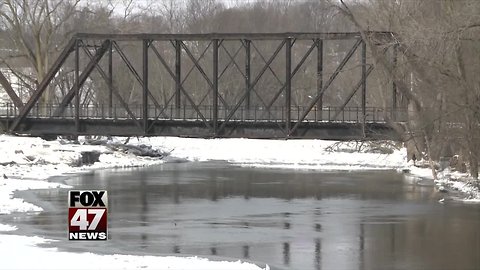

{"left": 0, "top": 178, "right": 70, "bottom": 214}
{"left": 0, "top": 234, "right": 267, "bottom": 270}
{"left": 131, "top": 137, "right": 408, "bottom": 170}
{"left": 0, "top": 224, "right": 17, "bottom": 231}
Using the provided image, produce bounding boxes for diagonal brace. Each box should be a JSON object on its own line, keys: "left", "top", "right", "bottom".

{"left": 9, "top": 38, "right": 77, "bottom": 132}
{"left": 333, "top": 65, "right": 374, "bottom": 120}
{"left": 149, "top": 43, "right": 211, "bottom": 128}
{"left": 54, "top": 40, "right": 111, "bottom": 116}
{"left": 180, "top": 41, "right": 228, "bottom": 108}
{"left": 218, "top": 39, "right": 287, "bottom": 134}
{"left": 262, "top": 40, "right": 318, "bottom": 116}
{"left": 112, "top": 41, "right": 165, "bottom": 118}
{"left": 80, "top": 41, "right": 142, "bottom": 129}
{"left": 288, "top": 39, "right": 362, "bottom": 136}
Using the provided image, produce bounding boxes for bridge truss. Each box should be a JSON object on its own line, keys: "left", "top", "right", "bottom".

{"left": 0, "top": 32, "right": 404, "bottom": 139}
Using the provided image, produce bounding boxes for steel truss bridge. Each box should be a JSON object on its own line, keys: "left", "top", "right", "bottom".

{"left": 0, "top": 32, "right": 405, "bottom": 140}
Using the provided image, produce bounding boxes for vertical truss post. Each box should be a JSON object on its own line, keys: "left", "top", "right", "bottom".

{"left": 245, "top": 40, "right": 251, "bottom": 111}
{"left": 285, "top": 38, "right": 292, "bottom": 135}
{"left": 392, "top": 44, "right": 398, "bottom": 121}
{"left": 316, "top": 39, "right": 323, "bottom": 121}
{"left": 213, "top": 39, "right": 219, "bottom": 135}
{"left": 108, "top": 40, "right": 113, "bottom": 117}
{"left": 175, "top": 40, "right": 181, "bottom": 117}
{"left": 74, "top": 39, "right": 80, "bottom": 134}
{"left": 361, "top": 40, "right": 367, "bottom": 122}
{"left": 143, "top": 39, "right": 149, "bottom": 134}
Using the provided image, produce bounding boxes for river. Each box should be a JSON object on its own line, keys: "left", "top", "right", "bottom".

{"left": 7, "top": 161, "right": 480, "bottom": 270}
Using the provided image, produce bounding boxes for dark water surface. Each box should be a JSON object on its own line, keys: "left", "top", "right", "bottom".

{"left": 7, "top": 162, "right": 480, "bottom": 270}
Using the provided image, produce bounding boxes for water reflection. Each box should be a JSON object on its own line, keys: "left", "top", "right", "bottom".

{"left": 314, "top": 239, "right": 321, "bottom": 270}
{"left": 283, "top": 242, "right": 290, "bottom": 266}
{"left": 12, "top": 162, "right": 480, "bottom": 270}
{"left": 243, "top": 245, "right": 249, "bottom": 259}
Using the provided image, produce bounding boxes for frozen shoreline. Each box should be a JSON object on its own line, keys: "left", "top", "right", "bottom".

{"left": 0, "top": 135, "right": 268, "bottom": 270}
{"left": 0, "top": 134, "right": 479, "bottom": 269}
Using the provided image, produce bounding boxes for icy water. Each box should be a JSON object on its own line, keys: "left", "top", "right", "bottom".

{"left": 8, "top": 162, "right": 480, "bottom": 270}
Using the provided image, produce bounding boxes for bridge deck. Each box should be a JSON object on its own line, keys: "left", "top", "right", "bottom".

{"left": 0, "top": 104, "right": 404, "bottom": 140}
{"left": 0, "top": 117, "right": 399, "bottom": 140}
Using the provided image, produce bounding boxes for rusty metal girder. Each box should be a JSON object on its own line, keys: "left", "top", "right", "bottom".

{"left": 9, "top": 38, "right": 77, "bottom": 132}
{"left": 5, "top": 31, "right": 398, "bottom": 138}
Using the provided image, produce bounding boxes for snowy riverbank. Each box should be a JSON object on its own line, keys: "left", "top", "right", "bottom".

{"left": 0, "top": 135, "right": 269, "bottom": 270}
{"left": 0, "top": 134, "right": 479, "bottom": 269}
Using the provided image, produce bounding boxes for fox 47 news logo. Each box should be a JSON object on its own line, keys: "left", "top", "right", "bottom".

{"left": 68, "top": 190, "right": 108, "bottom": 240}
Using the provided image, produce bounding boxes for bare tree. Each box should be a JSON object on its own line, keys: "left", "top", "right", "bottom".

{"left": 333, "top": 0, "right": 480, "bottom": 179}
{"left": 0, "top": 0, "right": 80, "bottom": 104}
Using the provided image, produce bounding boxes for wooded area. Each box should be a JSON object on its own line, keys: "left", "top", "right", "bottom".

{"left": 0, "top": 0, "right": 479, "bottom": 179}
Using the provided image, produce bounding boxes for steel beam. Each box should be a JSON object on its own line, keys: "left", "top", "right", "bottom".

{"left": 361, "top": 40, "right": 367, "bottom": 121}
{"left": 148, "top": 44, "right": 177, "bottom": 119}
{"left": 108, "top": 41, "right": 113, "bottom": 117}
{"left": 149, "top": 44, "right": 192, "bottom": 119}
{"left": 333, "top": 65, "right": 374, "bottom": 120}
{"left": 178, "top": 41, "right": 212, "bottom": 107}
{"left": 217, "top": 39, "right": 286, "bottom": 134}
{"left": 8, "top": 32, "right": 397, "bottom": 139}
{"left": 180, "top": 41, "right": 228, "bottom": 108}
{"left": 148, "top": 43, "right": 211, "bottom": 128}
{"left": 222, "top": 40, "right": 287, "bottom": 132}
{"left": 263, "top": 40, "right": 317, "bottom": 116}
{"left": 80, "top": 41, "right": 142, "bottom": 130}
{"left": 316, "top": 39, "right": 323, "bottom": 121}
{"left": 54, "top": 40, "right": 111, "bottom": 116}
{"left": 175, "top": 40, "right": 181, "bottom": 114}
{"left": 251, "top": 42, "right": 284, "bottom": 87}
{"left": 237, "top": 40, "right": 286, "bottom": 131}
{"left": 143, "top": 39, "right": 149, "bottom": 134}
{"left": 213, "top": 39, "right": 219, "bottom": 135}
{"left": 288, "top": 39, "right": 362, "bottom": 136}
{"left": 245, "top": 40, "right": 251, "bottom": 109}
{"left": 75, "top": 32, "right": 393, "bottom": 41}
{"left": 285, "top": 38, "right": 292, "bottom": 134}
{"left": 5, "top": 117, "right": 398, "bottom": 140}
{"left": 9, "top": 38, "right": 76, "bottom": 132}
{"left": 333, "top": 47, "right": 388, "bottom": 120}
{"left": 218, "top": 43, "right": 244, "bottom": 80}
{"left": 112, "top": 42, "right": 164, "bottom": 116}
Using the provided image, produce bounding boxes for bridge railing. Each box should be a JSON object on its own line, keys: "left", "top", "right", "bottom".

{"left": 0, "top": 103, "right": 408, "bottom": 123}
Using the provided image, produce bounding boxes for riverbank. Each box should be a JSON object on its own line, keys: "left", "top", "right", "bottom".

{"left": 1, "top": 135, "right": 479, "bottom": 213}
{"left": 0, "top": 135, "right": 267, "bottom": 270}
{"left": 0, "top": 134, "right": 479, "bottom": 269}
